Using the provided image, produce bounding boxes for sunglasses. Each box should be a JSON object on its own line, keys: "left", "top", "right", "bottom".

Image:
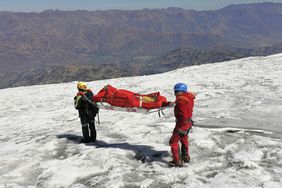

{"left": 174, "top": 90, "right": 181, "bottom": 95}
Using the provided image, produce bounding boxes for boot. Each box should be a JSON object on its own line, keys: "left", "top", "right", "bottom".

{"left": 89, "top": 123, "right": 96, "bottom": 142}
{"left": 168, "top": 159, "right": 183, "bottom": 167}
{"left": 182, "top": 155, "right": 190, "bottom": 163}
{"left": 81, "top": 124, "right": 90, "bottom": 143}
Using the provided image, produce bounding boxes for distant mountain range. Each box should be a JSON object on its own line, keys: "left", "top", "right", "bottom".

{"left": 1, "top": 2, "right": 282, "bottom": 88}
{"left": 1, "top": 43, "right": 282, "bottom": 89}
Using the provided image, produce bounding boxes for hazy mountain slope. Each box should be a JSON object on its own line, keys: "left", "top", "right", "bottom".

{"left": 1, "top": 2, "right": 282, "bottom": 75}
{"left": 143, "top": 43, "right": 282, "bottom": 74}
{"left": 2, "top": 43, "right": 282, "bottom": 89}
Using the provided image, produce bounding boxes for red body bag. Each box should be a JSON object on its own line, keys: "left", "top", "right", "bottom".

{"left": 93, "top": 85, "right": 168, "bottom": 109}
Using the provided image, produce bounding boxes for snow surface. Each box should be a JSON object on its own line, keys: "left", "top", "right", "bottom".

{"left": 0, "top": 54, "right": 282, "bottom": 188}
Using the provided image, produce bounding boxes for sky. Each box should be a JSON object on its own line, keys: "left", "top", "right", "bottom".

{"left": 0, "top": 53, "right": 282, "bottom": 187}
{"left": 0, "top": 0, "right": 282, "bottom": 12}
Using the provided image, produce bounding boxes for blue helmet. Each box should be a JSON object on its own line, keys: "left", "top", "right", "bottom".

{"left": 174, "top": 83, "right": 188, "bottom": 92}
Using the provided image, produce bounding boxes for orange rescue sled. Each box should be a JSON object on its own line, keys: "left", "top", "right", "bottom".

{"left": 93, "top": 85, "right": 173, "bottom": 114}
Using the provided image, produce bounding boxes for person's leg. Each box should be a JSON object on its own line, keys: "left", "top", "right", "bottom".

{"left": 89, "top": 119, "right": 96, "bottom": 142}
{"left": 80, "top": 116, "right": 90, "bottom": 143}
{"left": 169, "top": 132, "right": 183, "bottom": 167}
{"left": 169, "top": 132, "right": 181, "bottom": 162}
{"left": 180, "top": 134, "right": 190, "bottom": 163}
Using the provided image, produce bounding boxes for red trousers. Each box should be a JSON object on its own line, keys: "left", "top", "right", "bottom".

{"left": 169, "top": 130, "right": 189, "bottom": 161}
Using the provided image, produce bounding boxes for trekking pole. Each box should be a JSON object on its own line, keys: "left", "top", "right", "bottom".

{"left": 97, "top": 113, "right": 100, "bottom": 125}
{"left": 158, "top": 110, "right": 161, "bottom": 118}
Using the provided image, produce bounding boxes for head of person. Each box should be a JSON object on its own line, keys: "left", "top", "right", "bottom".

{"left": 77, "top": 81, "right": 88, "bottom": 91}
{"left": 174, "top": 83, "right": 188, "bottom": 96}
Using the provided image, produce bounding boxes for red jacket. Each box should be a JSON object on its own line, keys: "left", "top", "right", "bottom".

{"left": 174, "top": 92, "right": 195, "bottom": 131}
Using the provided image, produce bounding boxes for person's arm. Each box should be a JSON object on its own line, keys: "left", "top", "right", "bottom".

{"left": 74, "top": 95, "right": 82, "bottom": 109}
{"left": 74, "top": 91, "right": 88, "bottom": 109}
{"left": 175, "top": 101, "right": 187, "bottom": 128}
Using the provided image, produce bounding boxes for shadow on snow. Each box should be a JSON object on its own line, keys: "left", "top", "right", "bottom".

{"left": 56, "top": 133, "right": 170, "bottom": 164}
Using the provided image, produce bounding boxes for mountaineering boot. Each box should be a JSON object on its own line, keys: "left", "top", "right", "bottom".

{"left": 182, "top": 155, "right": 190, "bottom": 163}
{"left": 168, "top": 160, "right": 184, "bottom": 167}
{"left": 81, "top": 124, "right": 90, "bottom": 143}
{"left": 89, "top": 122, "right": 96, "bottom": 142}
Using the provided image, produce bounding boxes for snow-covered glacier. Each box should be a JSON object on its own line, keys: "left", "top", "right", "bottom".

{"left": 0, "top": 54, "right": 281, "bottom": 188}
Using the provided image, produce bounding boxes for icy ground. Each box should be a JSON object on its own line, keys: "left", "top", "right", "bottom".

{"left": 0, "top": 54, "right": 282, "bottom": 188}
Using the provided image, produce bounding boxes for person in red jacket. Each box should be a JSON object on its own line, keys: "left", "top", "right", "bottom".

{"left": 169, "top": 83, "right": 195, "bottom": 167}
{"left": 74, "top": 82, "right": 99, "bottom": 143}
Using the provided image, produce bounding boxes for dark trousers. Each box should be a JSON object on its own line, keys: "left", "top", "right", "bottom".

{"left": 80, "top": 115, "right": 96, "bottom": 142}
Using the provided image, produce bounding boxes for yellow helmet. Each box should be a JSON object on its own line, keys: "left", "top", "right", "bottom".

{"left": 77, "top": 82, "right": 87, "bottom": 90}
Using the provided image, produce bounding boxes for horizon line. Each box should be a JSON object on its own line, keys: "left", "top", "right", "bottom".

{"left": 0, "top": 2, "right": 279, "bottom": 14}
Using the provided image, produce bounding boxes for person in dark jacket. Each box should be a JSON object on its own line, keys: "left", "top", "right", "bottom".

{"left": 74, "top": 82, "right": 99, "bottom": 143}
{"left": 169, "top": 83, "right": 195, "bottom": 167}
